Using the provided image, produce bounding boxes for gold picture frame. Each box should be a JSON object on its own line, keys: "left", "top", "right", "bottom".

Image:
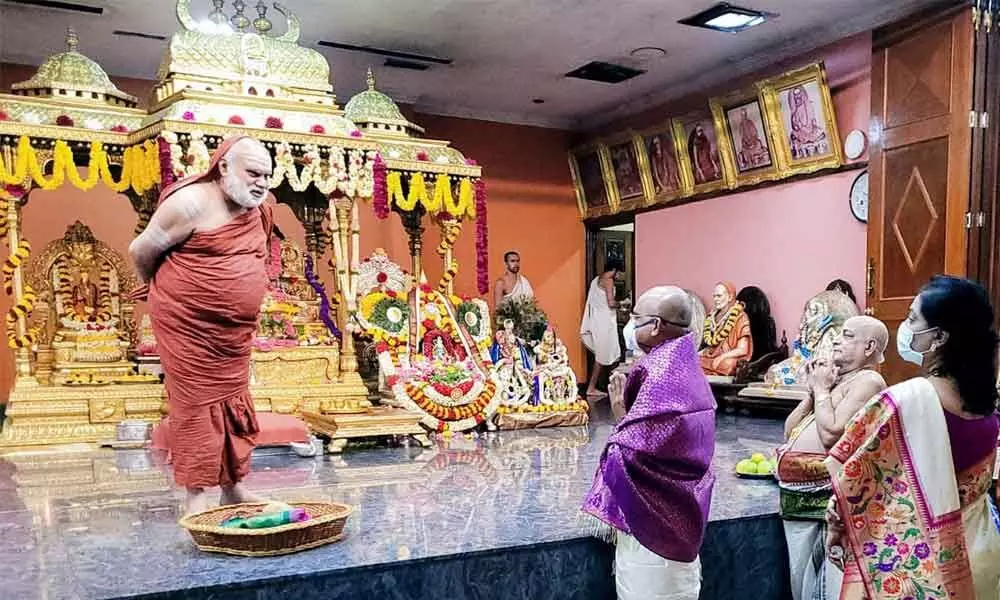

{"left": 672, "top": 109, "right": 733, "bottom": 195}
{"left": 604, "top": 132, "right": 648, "bottom": 213}
{"left": 711, "top": 87, "right": 780, "bottom": 188}
{"left": 759, "top": 62, "right": 843, "bottom": 176}
{"left": 635, "top": 123, "right": 692, "bottom": 205}
{"left": 568, "top": 143, "right": 616, "bottom": 219}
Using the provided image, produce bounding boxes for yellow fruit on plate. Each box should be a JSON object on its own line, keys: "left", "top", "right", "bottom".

{"left": 751, "top": 453, "right": 766, "bottom": 464}
{"left": 736, "top": 459, "right": 755, "bottom": 474}
{"left": 755, "top": 462, "right": 774, "bottom": 475}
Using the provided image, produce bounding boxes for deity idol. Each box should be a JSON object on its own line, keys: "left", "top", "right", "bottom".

{"left": 766, "top": 290, "right": 858, "bottom": 386}
{"left": 699, "top": 282, "right": 753, "bottom": 377}
{"left": 489, "top": 319, "right": 534, "bottom": 407}
{"left": 532, "top": 326, "right": 578, "bottom": 406}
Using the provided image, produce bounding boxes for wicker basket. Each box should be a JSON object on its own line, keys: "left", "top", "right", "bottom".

{"left": 179, "top": 501, "right": 352, "bottom": 557}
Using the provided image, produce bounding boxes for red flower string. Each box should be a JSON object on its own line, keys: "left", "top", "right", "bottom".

{"left": 475, "top": 178, "right": 489, "bottom": 295}
{"left": 372, "top": 154, "right": 389, "bottom": 219}
{"left": 157, "top": 136, "right": 176, "bottom": 189}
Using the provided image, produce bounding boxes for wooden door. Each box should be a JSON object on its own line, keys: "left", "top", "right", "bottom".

{"left": 867, "top": 8, "right": 973, "bottom": 384}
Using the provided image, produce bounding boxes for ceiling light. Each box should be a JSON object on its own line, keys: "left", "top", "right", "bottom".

{"left": 679, "top": 3, "right": 774, "bottom": 33}
{"left": 629, "top": 47, "right": 666, "bottom": 60}
{"left": 532, "top": 98, "right": 545, "bottom": 104}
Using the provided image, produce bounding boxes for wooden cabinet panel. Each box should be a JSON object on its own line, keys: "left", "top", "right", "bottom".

{"left": 868, "top": 8, "right": 972, "bottom": 384}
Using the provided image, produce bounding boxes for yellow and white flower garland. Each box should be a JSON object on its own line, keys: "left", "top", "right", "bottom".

{"left": 386, "top": 172, "right": 477, "bottom": 220}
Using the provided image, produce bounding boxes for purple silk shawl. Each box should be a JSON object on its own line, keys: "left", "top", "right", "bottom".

{"left": 581, "top": 333, "right": 716, "bottom": 563}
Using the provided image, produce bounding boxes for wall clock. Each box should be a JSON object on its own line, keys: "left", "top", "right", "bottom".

{"left": 850, "top": 169, "right": 869, "bottom": 223}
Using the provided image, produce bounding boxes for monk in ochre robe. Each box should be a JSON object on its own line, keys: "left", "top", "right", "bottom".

{"left": 129, "top": 136, "right": 274, "bottom": 515}
{"left": 699, "top": 281, "right": 753, "bottom": 377}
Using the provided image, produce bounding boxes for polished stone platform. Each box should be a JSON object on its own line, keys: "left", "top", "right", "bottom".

{"left": 0, "top": 407, "right": 790, "bottom": 600}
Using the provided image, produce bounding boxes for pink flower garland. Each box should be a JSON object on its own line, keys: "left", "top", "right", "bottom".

{"left": 157, "top": 136, "right": 176, "bottom": 189}
{"left": 475, "top": 178, "right": 489, "bottom": 295}
{"left": 372, "top": 154, "right": 389, "bottom": 219}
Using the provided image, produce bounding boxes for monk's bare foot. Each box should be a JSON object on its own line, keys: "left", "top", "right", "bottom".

{"left": 185, "top": 488, "right": 210, "bottom": 516}
{"left": 220, "top": 483, "right": 265, "bottom": 506}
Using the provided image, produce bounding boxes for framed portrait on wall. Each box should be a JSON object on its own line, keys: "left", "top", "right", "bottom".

{"left": 672, "top": 109, "right": 732, "bottom": 195}
{"left": 568, "top": 143, "right": 615, "bottom": 219}
{"left": 759, "top": 62, "right": 843, "bottom": 175}
{"left": 636, "top": 125, "right": 691, "bottom": 205}
{"left": 605, "top": 134, "right": 647, "bottom": 213}
{"left": 711, "top": 88, "right": 780, "bottom": 187}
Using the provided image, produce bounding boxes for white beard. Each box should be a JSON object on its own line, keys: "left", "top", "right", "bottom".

{"left": 221, "top": 174, "right": 265, "bottom": 208}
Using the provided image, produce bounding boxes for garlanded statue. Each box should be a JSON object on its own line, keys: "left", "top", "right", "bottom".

{"left": 766, "top": 290, "right": 859, "bottom": 386}
{"left": 488, "top": 319, "right": 533, "bottom": 407}
{"left": 532, "top": 326, "right": 579, "bottom": 406}
{"left": 699, "top": 281, "right": 753, "bottom": 377}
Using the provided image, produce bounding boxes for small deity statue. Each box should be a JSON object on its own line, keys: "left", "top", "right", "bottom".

{"left": 136, "top": 314, "right": 158, "bottom": 356}
{"left": 699, "top": 281, "right": 753, "bottom": 377}
{"left": 70, "top": 269, "right": 100, "bottom": 323}
{"left": 766, "top": 290, "right": 859, "bottom": 386}
{"left": 532, "top": 326, "right": 578, "bottom": 406}
{"left": 489, "top": 319, "right": 534, "bottom": 407}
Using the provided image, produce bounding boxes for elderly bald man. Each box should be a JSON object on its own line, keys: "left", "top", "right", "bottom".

{"left": 583, "top": 286, "right": 716, "bottom": 600}
{"left": 129, "top": 136, "right": 274, "bottom": 515}
{"left": 777, "top": 315, "right": 889, "bottom": 600}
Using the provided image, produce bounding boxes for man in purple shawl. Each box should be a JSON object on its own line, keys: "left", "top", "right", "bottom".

{"left": 582, "top": 285, "right": 716, "bottom": 600}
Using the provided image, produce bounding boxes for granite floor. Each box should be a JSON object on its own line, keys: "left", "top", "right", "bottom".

{"left": 0, "top": 408, "right": 788, "bottom": 600}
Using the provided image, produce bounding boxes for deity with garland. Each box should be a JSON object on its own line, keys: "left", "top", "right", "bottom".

{"left": 355, "top": 250, "right": 498, "bottom": 433}
{"left": 532, "top": 326, "right": 579, "bottom": 407}
{"left": 699, "top": 281, "right": 753, "bottom": 378}
{"left": 488, "top": 319, "right": 534, "bottom": 407}
{"left": 765, "top": 290, "right": 858, "bottom": 386}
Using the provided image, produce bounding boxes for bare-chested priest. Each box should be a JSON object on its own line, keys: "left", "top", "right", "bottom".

{"left": 777, "top": 315, "right": 888, "bottom": 600}
{"left": 493, "top": 250, "right": 534, "bottom": 308}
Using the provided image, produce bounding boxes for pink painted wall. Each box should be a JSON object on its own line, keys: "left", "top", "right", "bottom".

{"left": 634, "top": 33, "right": 871, "bottom": 340}
{"left": 636, "top": 171, "right": 867, "bottom": 340}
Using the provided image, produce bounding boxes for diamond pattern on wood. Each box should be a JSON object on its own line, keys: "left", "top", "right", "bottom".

{"left": 891, "top": 167, "right": 939, "bottom": 273}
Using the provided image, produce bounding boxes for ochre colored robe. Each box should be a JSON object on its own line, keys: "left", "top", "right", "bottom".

{"left": 699, "top": 309, "right": 752, "bottom": 377}
{"left": 147, "top": 136, "right": 272, "bottom": 489}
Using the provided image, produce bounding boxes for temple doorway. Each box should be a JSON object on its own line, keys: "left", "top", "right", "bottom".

{"left": 583, "top": 216, "right": 635, "bottom": 395}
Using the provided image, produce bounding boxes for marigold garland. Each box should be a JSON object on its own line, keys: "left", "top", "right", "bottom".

{"left": 703, "top": 303, "right": 745, "bottom": 347}
{"left": 0, "top": 189, "right": 38, "bottom": 349}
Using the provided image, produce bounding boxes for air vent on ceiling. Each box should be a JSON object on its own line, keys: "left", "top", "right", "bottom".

{"left": 384, "top": 58, "right": 429, "bottom": 71}
{"left": 113, "top": 30, "right": 166, "bottom": 41}
{"left": 2, "top": 0, "right": 103, "bottom": 14}
{"left": 317, "top": 40, "right": 452, "bottom": 66}
{"left": 565, "top": 61, "right": 644, "bottom": 84}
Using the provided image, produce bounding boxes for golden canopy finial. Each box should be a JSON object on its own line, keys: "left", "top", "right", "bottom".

{"left": 65, "top": 28, "right": 79, "bottom": 52}
{"left": 344, "top": 69, "right": 425, "bottom": 137}
{"left": 366, "top": 67, "right": 376, "bottom": 91}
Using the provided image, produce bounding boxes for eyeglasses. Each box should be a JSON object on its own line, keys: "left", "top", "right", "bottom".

{"left": 629, "top": 313, "right": 688, "bottom": 329}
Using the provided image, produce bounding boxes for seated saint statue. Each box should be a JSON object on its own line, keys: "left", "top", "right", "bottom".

{"left": 532, "top": 326, "right": 578, "bottom": 406}
{"left": 699, "top": 281, "right": 753, "bottom": 377}
{"left": 766, "top": 290, "right": 858, "bottom": 386}
{"left": 489, "top": 319, "right": 534, "bottom": 407}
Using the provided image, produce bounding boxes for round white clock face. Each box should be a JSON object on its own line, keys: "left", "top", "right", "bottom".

{"left": 850, "top": 170, "right": 869, "bottom": 223}
{"left": 844, "top": 129, "right": 867, "bottom": 160}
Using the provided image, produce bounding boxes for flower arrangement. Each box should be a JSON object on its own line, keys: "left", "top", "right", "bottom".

{"left": 495, "top": 296, "right": 549, "bottom": 347}
{"left": 228, "top": 115, "right": 245, "bottom": 125}
{"left": 265, "top": 116, "right": 284, "bottom": 129}
{"left": 416, "top": 151, "right": 429, "bottom": 161}
{"left": 55, "top": 115, "right": 74, "bottom": 127}
{"left": 0, "top": 111, "right": 8, "bottom": 121}
{"left": 111, "top": 124, "right": 129, "bottom": 133}
{"left": 182, "top": 111, "right": 196, "bottom": 121}
{"left": 310, "top": 124, "right": 326, "bottom": 134}
{"left": 350, "top": 130, "right": 363, "bottom": 138}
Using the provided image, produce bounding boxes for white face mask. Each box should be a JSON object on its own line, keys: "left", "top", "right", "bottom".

{"left": 896, "top": 321, "right": 937, "bottom": 366}
{"left": 222, "top": 172, "right": 266, "bottom": 208}
{"left": 624, "top": 317, "right": 661, "bottom": 353}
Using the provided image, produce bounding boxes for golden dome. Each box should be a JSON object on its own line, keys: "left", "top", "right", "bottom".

{"left": 11, "top": 28, "right": 138, "bottom": 108}
{"left": 343, "top": 69, "right": 424, "bottom": 137}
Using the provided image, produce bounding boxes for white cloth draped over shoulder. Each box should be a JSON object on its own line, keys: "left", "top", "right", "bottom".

{"left": 505, "top": 275, "right": 534, "bottom": 301}
{"left": 580, "top": 276, "right": 621, "bottom": 366}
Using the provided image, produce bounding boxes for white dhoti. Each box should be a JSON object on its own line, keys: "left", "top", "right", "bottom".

{"left": 580, "top": 277, "right": 621, "bottom": 366}
{"left": 783, "top": 520, "right": 842, "bottom": 600}
{"left": 615, "top": 532, "right": 701, "bottom": 600}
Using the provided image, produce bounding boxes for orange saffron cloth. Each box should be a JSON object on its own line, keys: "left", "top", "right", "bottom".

{"left": 148, "top": 136, "right": 273, "bottom": 488}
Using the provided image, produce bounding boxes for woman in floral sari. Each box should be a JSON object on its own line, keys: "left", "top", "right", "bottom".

{"left": 826, "top": 276, "right": 1000, "bottom": 599}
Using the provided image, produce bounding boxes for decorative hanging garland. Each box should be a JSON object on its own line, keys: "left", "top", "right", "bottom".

{"left": 0, "top": 188, "right": 39, "bottom": 349}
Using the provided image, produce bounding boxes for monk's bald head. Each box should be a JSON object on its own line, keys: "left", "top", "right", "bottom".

{"left": 218, "top": 138, "right": 272, "bottom": 209}
{"left": 834, "top": 315, "right": 889, "bottom": 372}
{"left": 632, "top": 286, "right": 692, "bottom": 351}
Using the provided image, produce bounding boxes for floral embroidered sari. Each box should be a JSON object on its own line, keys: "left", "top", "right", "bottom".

{"left": 826, "top": 378, "right": 1000, "bottom": 599}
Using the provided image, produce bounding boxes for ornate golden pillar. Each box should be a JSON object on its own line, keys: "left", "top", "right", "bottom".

{"left": 6, "top": 187, "right": 37, "bottom": 388}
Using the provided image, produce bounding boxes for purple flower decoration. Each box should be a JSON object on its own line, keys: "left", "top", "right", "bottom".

{"left": 884, "top": 533, "right": 898, "bottom": 546}
{"left": 863, "top": 542, "right": 877, "bottom": 556}
{"left": 182, "top": 111, "right": 196, "bottom": 121}
{"left": 914, "top": 543, "right": 931, "bottom": 559}
{"left": 893, "top": 480, "right": 908, "bottom": 494}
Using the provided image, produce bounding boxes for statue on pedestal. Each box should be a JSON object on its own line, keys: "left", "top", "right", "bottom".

{"left": 699, "top": 281, "right": 753, "bottom": 377}
{"left": 532, "top": 326, "right": 578, "bottom": 406}
{"left": 489, "top": 319, "right": 533, "bottom": 408}
{"left": 766, "top": 290, "right": 859, "bottom": 386}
